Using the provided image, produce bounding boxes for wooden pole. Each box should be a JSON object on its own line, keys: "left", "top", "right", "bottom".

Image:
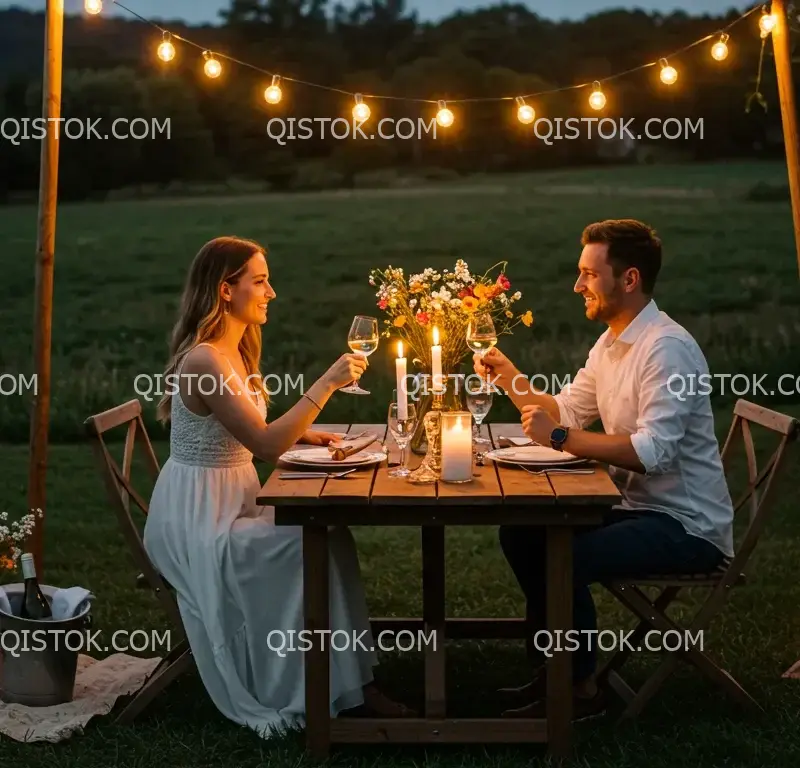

{"left": 28, "top": 0, "right": 64, "bottom": 578}
{"left": 771, "top": 0, "right": 800, "bottom": 277}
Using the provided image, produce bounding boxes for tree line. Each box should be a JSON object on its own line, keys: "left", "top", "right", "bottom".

{"left": 0, "top": 2, "right": 789, "bottom": 202}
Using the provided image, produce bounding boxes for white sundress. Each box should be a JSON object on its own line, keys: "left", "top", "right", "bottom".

{"left": 142, "top": 345, "right": 377, "bottom": 737}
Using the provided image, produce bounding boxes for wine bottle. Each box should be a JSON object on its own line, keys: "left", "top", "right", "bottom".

{"left": 19, "top": 553, "right": 52, "bottom": 620}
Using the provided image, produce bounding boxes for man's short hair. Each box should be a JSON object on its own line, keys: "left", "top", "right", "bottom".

{"left": 580, "top": 219, "right": 662, "bottom": 294}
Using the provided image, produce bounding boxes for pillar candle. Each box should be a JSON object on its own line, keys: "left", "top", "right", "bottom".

{"left": 395, "top": 341, "right": 408, "bottom": 420}
{"left": 440, "top": 412, "right": 473, "bottom": 482}
{"left": 431, "top": 325, "right": 443, "bottom": 393}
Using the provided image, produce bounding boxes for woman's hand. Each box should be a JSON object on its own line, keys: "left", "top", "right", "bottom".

{"left": 299, "top": 430, "right": 341, "bottom": 446}
{"left": 321, "top": 353, "right": 368, "bottom": 390}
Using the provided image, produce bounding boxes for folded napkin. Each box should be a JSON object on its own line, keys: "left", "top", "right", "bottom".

{"left": 327, "top": 433, "right": 379, "bottom": 461}
{"left": 0, "top": 585, "right": 93, "bottom": 620}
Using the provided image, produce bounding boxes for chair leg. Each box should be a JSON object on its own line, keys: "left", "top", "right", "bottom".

{"left": 609, "top": 584, "right": 761, "bottom": 721}
{"left": 597, "top": 585, "right": 680, "bottom": 692}
{"left": 115, "top": 640, "right": 193, "bottom": 725}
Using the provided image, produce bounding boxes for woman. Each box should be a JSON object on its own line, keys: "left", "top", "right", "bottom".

{"left": 143, "top": 236, "right": 410, "bottom": 737}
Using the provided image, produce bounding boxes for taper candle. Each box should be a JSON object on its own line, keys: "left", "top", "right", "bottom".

{"left": 395, "top": 340, "right": 408, "bottom": 420}
{"left": 431, "top": 325, "right": 443, "bottom": 393}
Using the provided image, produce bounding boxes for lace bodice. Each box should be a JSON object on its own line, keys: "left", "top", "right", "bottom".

{"left": 168, "top": 347, "right": 267, "bottom": 468}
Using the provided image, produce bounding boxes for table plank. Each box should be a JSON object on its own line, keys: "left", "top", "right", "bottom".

{"left": 486, "top": 424, "right": 555, "bottom": 505}
{"left": 319, "top": 424, "right": 386, "bottom": 505}
{"left": 371, "top": 436, "right": 436, "bottom": 505}
{"left": 548, "top": 468, "right": 621, "bottom": 505}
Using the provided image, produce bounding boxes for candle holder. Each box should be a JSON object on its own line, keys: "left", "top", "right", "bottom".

{"left": 407, "top": 389, "right": 445, "bottom": 485}
{"left": 440, "top": 411, "right": 474, "bottom": 484}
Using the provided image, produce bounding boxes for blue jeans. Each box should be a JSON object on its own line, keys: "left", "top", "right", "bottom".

{"left": 498, "top": 510, "right": 725, "bottom": 682}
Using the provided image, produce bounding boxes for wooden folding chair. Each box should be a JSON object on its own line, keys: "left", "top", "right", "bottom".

{"left": 85, "top": 398, "right": 194, "bottom": 724}
{"left": 597, "top": 398, "right": 799, "bottom": 721}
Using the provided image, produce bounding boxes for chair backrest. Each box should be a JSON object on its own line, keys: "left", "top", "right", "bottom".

{"left": 84, "top": 399, "right": 184, "bottom": 635}
{"left": 718, "top": 398, "right": 799, "bottom": 576}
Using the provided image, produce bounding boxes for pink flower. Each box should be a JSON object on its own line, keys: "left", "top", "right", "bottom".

{"left": 496, "top": 274, "right": 511, "bottom": 291}
{"left": 415, "top": 311, "right": 430, "bottom": 325}
{"left": 378, "top": 299, "right": 388, "bottom": 309}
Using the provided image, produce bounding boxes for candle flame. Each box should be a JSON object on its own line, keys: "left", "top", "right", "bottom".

{"left": 397, "top": 340, "right": 403, "bottom": 358}
{"left": 433, "top": 326, "right": 439, "bottom": 345}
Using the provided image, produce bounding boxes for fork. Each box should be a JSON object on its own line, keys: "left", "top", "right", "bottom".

{"left": 279, "top": 468, "right": 359, "bottom": 479}
{"left": 514, "top": 464, "right": 595, "bottom": 476}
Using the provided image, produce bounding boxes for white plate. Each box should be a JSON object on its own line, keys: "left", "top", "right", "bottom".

{"left": 279, "top": 448, "right": 386, "bottom": 468}
{"left": 485, "top": 445, "right": 587, "bottom": 467}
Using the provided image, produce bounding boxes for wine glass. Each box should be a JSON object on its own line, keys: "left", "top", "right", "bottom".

{"left": 341, "top": 315, "right": 379, "bottom": 395}
{"left": 466, "top": 312, "right": 498, "bottom": 360}
{"left": 465, "top": 376, "right": 493, "bottom": 446}
{"left": 388, "top": 398, "right": 417, "bottom": 477}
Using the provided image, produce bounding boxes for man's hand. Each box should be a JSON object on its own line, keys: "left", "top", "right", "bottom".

{"left": 299, "top": 430, "right": 341, "bottom": 446}
{"left": 473, "top": 347, "right": 521, "bottom": 393}
{"left": 521, "top": 405, "right": 559, "bottom": 446}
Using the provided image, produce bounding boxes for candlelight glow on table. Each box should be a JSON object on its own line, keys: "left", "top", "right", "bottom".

{"left": 440, "top": 412, "right": 474, "bottom": 483}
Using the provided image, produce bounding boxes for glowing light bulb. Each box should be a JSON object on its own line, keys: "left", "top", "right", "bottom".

{"left": 352, "top": 94, "right": 370, "bottom": 122}
{"left": 659, "top": 59, "right": 678, "bottom": 85}
{"left": 710, "top": 33, "right": 729, "bottom": 61}
{"left": 760, "top": 11, "right": 777, "bottom": 37}
{"left": 158, "top": 34, "right": 175, "bottom": 62}
{"left": 588, "top": 82, "right": 606, "bottom": 110}
{"left": 515, "top": 97, "right": 535, "bottom": 124}
{"left": 85, "top": 0, "right": 102, "bottom": 14}
{"left": 436, "top": 100, "right": 454, "bottom": 127}
{"left": 264, "top": 75, "right": 282, "bottom": 104}
{"left": 203, "top": 52, "right": 222, "bottom": 79}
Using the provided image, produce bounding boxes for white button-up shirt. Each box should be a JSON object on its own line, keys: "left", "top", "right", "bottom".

{"left": 553, "top": 299, "right": 734, "bottom": 557}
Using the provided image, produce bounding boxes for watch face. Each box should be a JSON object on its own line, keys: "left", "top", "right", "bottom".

{"left": 551, "top": 427, "right": 568, "bottom": 442}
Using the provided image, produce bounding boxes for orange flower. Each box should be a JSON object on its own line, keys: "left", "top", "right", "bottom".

{"left": 521, "top": 311, "right": 534, "bottom": 327}
{"left": 473, "top": 283, "right": 488, "bottom": 300}
{"left": 462, "top": 296, "right": 479, "bottom": 312}
{"left": 0, "top": 555, "right": 14, "bottom": 570}
{"left": 393, "top": 315, "right": 407, "bottom": 327}
{"left": 409, "top": 282, "right": 424, "bottom": 293}
{"left": 505, "top": 310, "right": 513, "bottom": 318}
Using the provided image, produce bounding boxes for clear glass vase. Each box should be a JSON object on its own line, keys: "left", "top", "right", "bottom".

{"left": 409, "top": 373, "right": 464, "bottom": 455}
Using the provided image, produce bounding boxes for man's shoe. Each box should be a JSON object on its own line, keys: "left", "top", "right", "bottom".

{"left": 501, "top": 689, "right": 607, "bottom": 722}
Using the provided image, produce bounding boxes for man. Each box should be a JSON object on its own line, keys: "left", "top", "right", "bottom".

{"left": 475, "top": 218, "right": 733, "bottom": 720}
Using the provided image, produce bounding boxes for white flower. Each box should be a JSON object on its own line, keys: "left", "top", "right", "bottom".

{"left": 449, "top": 298, "right": 462, "bottom": 308}
{"left": 500, "top": 294, "right": 509, "bottom": 305}
{"left": 512, "top": 291, "right": 522, "bottom": 301}
{"left": 432, "top": 301, "right": 442, "bottom": 311}
{"left": 410, "top": 299, "right": 417, "bottom": 308}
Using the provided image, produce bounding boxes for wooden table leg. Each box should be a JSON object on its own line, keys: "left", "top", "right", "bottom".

{"left": 303, "top": 525, "right": 330, "bottom": 757}
{"left": 422, "top": 526, "right": 446, "bottom": 718}
{"left": 546, "top": 525, "right": 573, "bottom": 763}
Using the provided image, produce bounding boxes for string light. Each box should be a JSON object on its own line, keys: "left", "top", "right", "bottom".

{"left": 515, "top": 96, "right": 535, "bottom": 124}
{"left": 436, "top": 100, "right": 454, "bottom": 127}
{"left": 711, "top": 33, "right": 730, "bottom": 61}
{"left": 203, "top": 51, "right": 222, "bottom": 79}
{"left": 759, "top": 7, "right": 777, "bottom": 37}
{"left": 588, "top": 81, "right": 606, "bottom": 110}
{"left": 264, "top": 75, "right": 282, "bottom": 104}
{"left": 659, "top": 58, "right": 678, "bottom": 85}
{"left": 109, "top": 1, "right": 763, "bottom": 124}
{"left": 158, "top": 32, "right": 175, "bottom": 63}
{"left": 84, "top": 0, "right": 102, "bottom": 14}
{"left": 352, "top": 93, "right": 370, "bottom": 122}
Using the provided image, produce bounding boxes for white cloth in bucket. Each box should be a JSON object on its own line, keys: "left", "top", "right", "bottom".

{"left": 0, "top": 586, "right": 93, "bottom": 619}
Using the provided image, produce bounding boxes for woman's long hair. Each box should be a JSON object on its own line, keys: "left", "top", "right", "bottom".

{"left": 157, "top": 236, "right": 268, "bottom": 423}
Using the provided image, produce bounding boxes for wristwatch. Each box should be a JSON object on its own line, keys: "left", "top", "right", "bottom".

{"left": 549, "top": 425, "right": 570, "bottom": 451}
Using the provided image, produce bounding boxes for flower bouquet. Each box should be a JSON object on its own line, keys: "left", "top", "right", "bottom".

{"left": 0, "top": 508, "right": 43, "bottom": 573}
{"left": 369, "top": 259, "right": 534, "bottom": 451}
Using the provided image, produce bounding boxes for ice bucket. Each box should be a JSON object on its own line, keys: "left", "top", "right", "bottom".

{"left": 0, "top": 583, "right": 92, "bottom": 706}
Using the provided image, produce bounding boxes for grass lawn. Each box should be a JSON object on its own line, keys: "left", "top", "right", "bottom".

{"left": 1, "top": 159, "right": 800, "bottom": 765}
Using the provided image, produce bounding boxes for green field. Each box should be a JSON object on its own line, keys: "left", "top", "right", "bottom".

{"left": 1, "top": 160, "right": 800, "bottom": 767}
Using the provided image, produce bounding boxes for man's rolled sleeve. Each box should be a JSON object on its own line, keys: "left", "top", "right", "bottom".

{"left": 630, "top": 336, "right": 700, "bottom": 475}
{"left": 553, "top": 345, "right": 600, "bottom": 430}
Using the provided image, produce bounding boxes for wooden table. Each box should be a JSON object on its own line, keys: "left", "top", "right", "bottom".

{"left": 257, "top": 421, "right": 621, "bottom": 761}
